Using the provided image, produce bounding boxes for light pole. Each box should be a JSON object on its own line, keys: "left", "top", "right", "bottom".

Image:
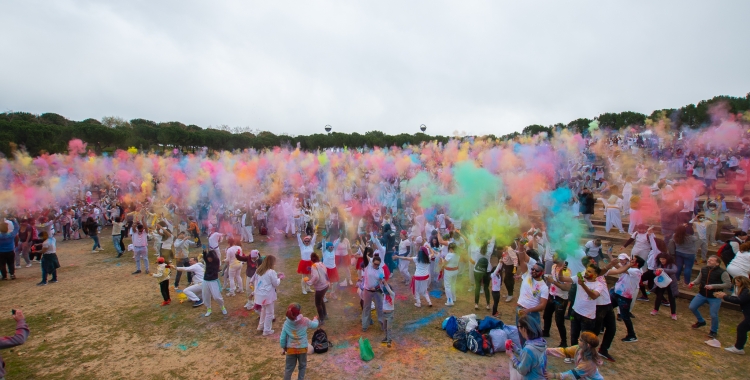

{"left": 420, "top": 124, "right": 426, "bottom": 133}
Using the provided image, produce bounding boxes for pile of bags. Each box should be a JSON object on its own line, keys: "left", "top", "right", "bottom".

{"left": 442, "top": 314, "right": 521, "bottom": 356}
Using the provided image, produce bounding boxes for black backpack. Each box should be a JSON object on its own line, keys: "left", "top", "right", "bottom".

{"left": 475, "top": 257, "right": 489, "bottom": 273}
{"left": 312, "top": 328, "right": 332, "bottom": 354}
{"left": 717, "top": 239, "right": 737, "bottom": 266}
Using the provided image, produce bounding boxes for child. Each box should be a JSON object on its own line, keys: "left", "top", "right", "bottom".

{"left": 236, "top": 249, "right": 263, "bottom": 310}
{"left": 280, "top": 303, "right": 319, "bottom": 380}
{"left": 153, "top": 257, "right": 172, "bottom": 306}
{"left": 224, "top": 238, "right": 244, "bottom": 296}
{"left": 36, "top": 231, "right": 60, "bottom": 286}
{"left": 382, "top": 281, "right": 396, "bottom": 347}
{"left": 490, "top": 264, "right": 503, "bottom": 317}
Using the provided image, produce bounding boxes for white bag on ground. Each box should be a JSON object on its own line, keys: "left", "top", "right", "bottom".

{"left": 489, "top": 328, "right": 508, "bottom": 352}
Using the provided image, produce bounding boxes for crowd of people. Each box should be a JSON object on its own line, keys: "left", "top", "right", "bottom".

{"left": 3, "top": 119, "right": 750, "bottom": 378}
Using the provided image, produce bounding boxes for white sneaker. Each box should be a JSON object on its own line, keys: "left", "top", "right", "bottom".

{"left": 505, "top": 296, "right": 513, "bottom": 302}
{"left": 227, "top": 292, "right": 235, "bottom": 297}
{"left": 90, "top": 250, "right": 97, "bottom": 253}
{"left": 445, "top": 302, "right": 454, "bottom": 306}
{"left": 725, "top": 346, "right": 745, "bottom": 355}
{"left": 324, "top": 297, "right": 328, "bottom": 303}
{"left": 204, "top": 309, "right": 212, "bottom": 317}
{"left": 25, "top": 264, "right": 32, "bottom": 268}
{"left": 348, "top": 278, "right": 354, "bottom": 286}
{"left": 302, "top": 289, "right": 308, "bottom": 295}
{"left": 262, "top": 330, "right": 275, "bottom": 336}
{"left": 244, "top": 301, "right": 252, "bottom": 310}
{"left": 564, "top": 358, "right": 574, "bottom": 364}
{"left": 15, "top": 265, "right": 21, "bottom": 269}
{"left": 414, "top": 303, "right": 422, "bottom": 308}
{"left": 221, "top": 307, "right": 227, "bottom": 315}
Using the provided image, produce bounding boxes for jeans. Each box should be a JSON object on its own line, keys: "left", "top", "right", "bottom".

{"left": 112, "top": 236, "right": 123, "bottom": 255}
{"left": 583, "top": 213, "right": 594, "bottom": 230}
{"left": 134, "top": 246, "right": 149, "bottom": 272}
{"left": 15, "top": 242, "right": 31, "bottom": 266}
{"left": 614, "top": 293, "right": 636, "bottom": 337}
{"left": 674, "top": 251, "right": 695, "bottom": 285}
{"left": 474, "top": 271, "right": 490, "bottom": 305}
{"left": 543, "top": 295, "right": 569, "bottom": 346}
{"left": 284, "top": 353, "right": 307, "bottom": 380}
{"left": 91, "top": 235, "right": 101, "bottom": 250}
{"left": 689, "top": 293, "right": 722, "bottom": 334}
{"left": 174, "top": 258, "right": 192, "bottom": 287}
{"left": 362, "top": 290, "right": 383, "bottom": 329}
{"left": 62, "top": 223, "right": 71, "bottom": 240}
{"left": 314, "top": 286, "right": 329, "bottom": 321}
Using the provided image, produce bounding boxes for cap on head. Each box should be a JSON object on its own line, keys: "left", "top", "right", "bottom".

{"left": 250, "top": 250, "right": 259, "bottom": 258}
{"left": 618, "top": 253, "right": 630, "bottom": 261}
{"left": 157, "top": 257, "right": 165, "bottom": 264}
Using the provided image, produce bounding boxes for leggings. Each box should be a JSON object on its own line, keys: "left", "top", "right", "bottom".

{"left": 0, "top": 251, "right": 15, "bottom": 278}
{"left": 653, "top": 286, "right": 676, "bottom": 314}
{"left": 159, "top": 280, "right": 170, "bottom": 301}
{"left": 734, "top": 317, "right": 749, "bottom": 350}
{"left": 473, "top": 271, "right": 490, "bottom": 305}
{"left": 491, "top": 290, "right": 501, "bottom": 316}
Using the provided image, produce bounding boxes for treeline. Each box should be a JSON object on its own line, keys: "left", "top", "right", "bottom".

{"left": 1, "top": 93, "right": 748, "bottom": 157}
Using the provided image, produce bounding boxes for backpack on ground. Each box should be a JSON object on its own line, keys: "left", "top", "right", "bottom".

{"left": 259, "top": 225, "right": 268, "bottom": 236}
{"left": 454, "top": 317, "right": 468, "bottom": 338}
{"left": 478, "top": 316, "right": 504, "bottom": 333}
{"left": 452, "top": 334, "right": 468, "bottom": 353}
{"left": 481, "top": 333, "right": 494, "bottom": 356}
{"left": 467, "top": 330, "right": 484, "bottom": 355}
{"left": 312, "top": 328, "right": 332, "bottom": 354}
{"left": 444, "top": 316, "right": 458, "bottom": 338}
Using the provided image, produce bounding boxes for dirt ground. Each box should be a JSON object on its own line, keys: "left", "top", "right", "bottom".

{"left": 1, "top": 229, "right": 748, "bottom": 380}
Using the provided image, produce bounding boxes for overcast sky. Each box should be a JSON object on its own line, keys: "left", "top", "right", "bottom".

{"left": 1, "top": 1, "right": 748, "bottom": 137}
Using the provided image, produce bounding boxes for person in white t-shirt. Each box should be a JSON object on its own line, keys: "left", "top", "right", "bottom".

{"left": 560, "top": 264, "right": 605, "bottom": 346}
{"left": 515, "top": 248, "right": 549, "bottom": 338}
{"left": 490, "top": 264, "right": 503, "bottom": 317}
{"left": 439, "top": 243, "right": 460, "bottom": 307}
{"left": 224, "top": 238, "right": 244, "bottom": 296}
{"left": 543, "top": 257, "right": 571, "bottom": 347}
{"left": 609, "top": 253, "right": 645, "bottom": 343}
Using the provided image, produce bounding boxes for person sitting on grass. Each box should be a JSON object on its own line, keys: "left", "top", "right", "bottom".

{"left": 545, "top": 331, "right": 604, "bottom": 380}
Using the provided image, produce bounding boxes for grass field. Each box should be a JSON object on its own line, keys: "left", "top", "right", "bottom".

{"left": 1, "top": 229, "right": 748, "bottom": 379}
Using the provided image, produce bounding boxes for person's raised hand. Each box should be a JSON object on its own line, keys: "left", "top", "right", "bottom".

{"left": 13, "top": 309, "right": 24, "bottom": 322}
